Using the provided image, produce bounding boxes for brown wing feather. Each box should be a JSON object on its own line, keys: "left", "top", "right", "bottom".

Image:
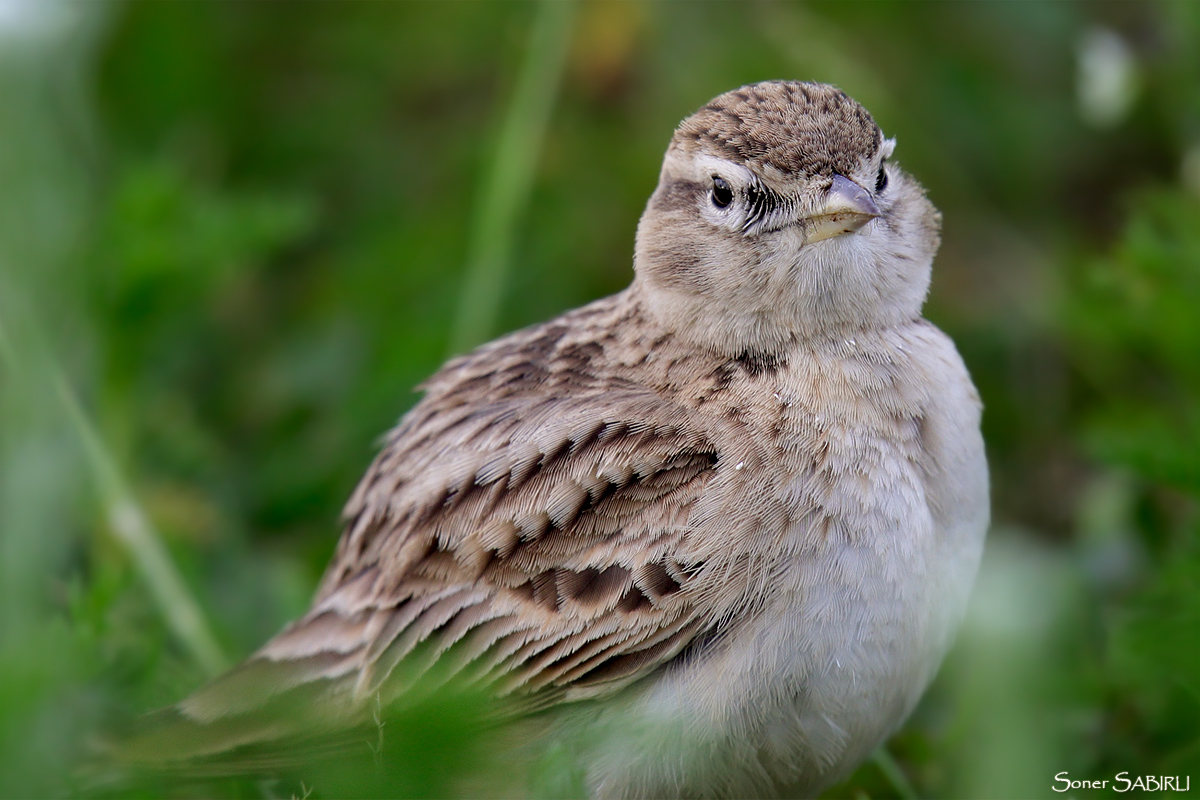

{"left": 314, "top": 392, "right": 720, "bottom": 707}
{"left": 178, "top": 296, "right": 735, "bottom": 735}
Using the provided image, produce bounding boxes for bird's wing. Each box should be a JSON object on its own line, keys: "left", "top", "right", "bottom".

{"left": 176, "top": 385, "right": 728, "bottom": 735}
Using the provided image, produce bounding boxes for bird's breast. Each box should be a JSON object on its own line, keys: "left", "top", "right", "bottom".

{"left": 635, "top": 324, "right": 987, "bottom": 792}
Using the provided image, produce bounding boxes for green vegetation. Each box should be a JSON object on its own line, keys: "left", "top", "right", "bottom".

{"left": 1, "top": 1, "right": 1197, "bottom": 797}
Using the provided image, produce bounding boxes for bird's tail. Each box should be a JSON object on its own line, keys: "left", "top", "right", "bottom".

{"left": 90, "top": 653, "right": 506, "bottom": 797}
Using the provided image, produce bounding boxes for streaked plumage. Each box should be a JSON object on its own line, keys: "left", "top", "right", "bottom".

{"left": 139, "top": 81, "right": 989, "bottom": 798}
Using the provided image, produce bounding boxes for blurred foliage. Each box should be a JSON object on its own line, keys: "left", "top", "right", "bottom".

{"left": 1062, "top": 187, "right": 1200, "bottom": 787}
{"left": 1065, "top": 189, "right": 1200, "bottom": 496}
{"left": 1, "top": 0, "right": 1198, "bottom": 797}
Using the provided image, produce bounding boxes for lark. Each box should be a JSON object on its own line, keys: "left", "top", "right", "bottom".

{"left": 143, "top": 81, "right": 988, "bottom": 798}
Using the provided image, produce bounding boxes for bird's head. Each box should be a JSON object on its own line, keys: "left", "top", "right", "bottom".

{"left": 634, "top": 81, "right": 941, "bottom": 357}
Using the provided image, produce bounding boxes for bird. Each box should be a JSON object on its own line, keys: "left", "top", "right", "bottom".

{"left": 128, "top": 80, "right": 989, "bottom": 798}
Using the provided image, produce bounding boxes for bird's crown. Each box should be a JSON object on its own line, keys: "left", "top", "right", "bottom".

{"left": 672, "top": 81, "right": 883, "bottom": 178}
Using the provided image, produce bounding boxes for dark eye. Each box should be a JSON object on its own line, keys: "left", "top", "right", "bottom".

{"left": 875, "top": 164, "right": 888, "bottom": 194}
{"left": 711, "top": 176, "right": 733, "bottom": 208}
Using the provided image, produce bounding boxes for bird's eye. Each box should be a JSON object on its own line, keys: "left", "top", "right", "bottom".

{"left": 711, "top": 176, "right": 733, "bottom": 208}
{"left": 875, "top": 164, "right": 888, "bottom": 194}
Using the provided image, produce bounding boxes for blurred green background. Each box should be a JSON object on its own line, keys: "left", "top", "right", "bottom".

{"left": 1, "top": 1, "right": 1197, "bottom": 797}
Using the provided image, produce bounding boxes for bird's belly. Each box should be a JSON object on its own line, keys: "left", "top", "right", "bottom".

{"left": 585, "top": 425, "right": 982, "bottom": 798}
{"left": 695, "top": 451, "right": 949, "bottom": 786}
{"left": 578, "top": 329, "right": 989, "bottom": 798}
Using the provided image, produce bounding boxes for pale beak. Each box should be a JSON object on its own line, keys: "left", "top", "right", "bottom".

{"left": 803, "top": 173, "right": 881, "bottom": 244}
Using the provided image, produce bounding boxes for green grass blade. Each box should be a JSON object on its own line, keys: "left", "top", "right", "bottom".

{"left": 872, "top": 746, "right": 919, "bottom": 800}
{"left": 0, "top": 308, "right": 227, "bottom": 677}
{"left": 448, "top": 0, "right": 577, "bottom": 355}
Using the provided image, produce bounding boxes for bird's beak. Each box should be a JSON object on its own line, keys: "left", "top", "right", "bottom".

{"left": 803, "top": 174, "right": 880, "bottom": 244}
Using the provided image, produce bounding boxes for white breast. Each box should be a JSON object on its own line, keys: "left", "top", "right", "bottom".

{"left": 578, "top": 323, "right": 988, "bottom": 799}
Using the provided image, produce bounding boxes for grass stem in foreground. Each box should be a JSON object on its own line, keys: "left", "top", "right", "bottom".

{"left": 0, "top": 309, "right": 227, "bottom": 677}
{"left": 448, "top": 0, "right": 576, "bottom": 355}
